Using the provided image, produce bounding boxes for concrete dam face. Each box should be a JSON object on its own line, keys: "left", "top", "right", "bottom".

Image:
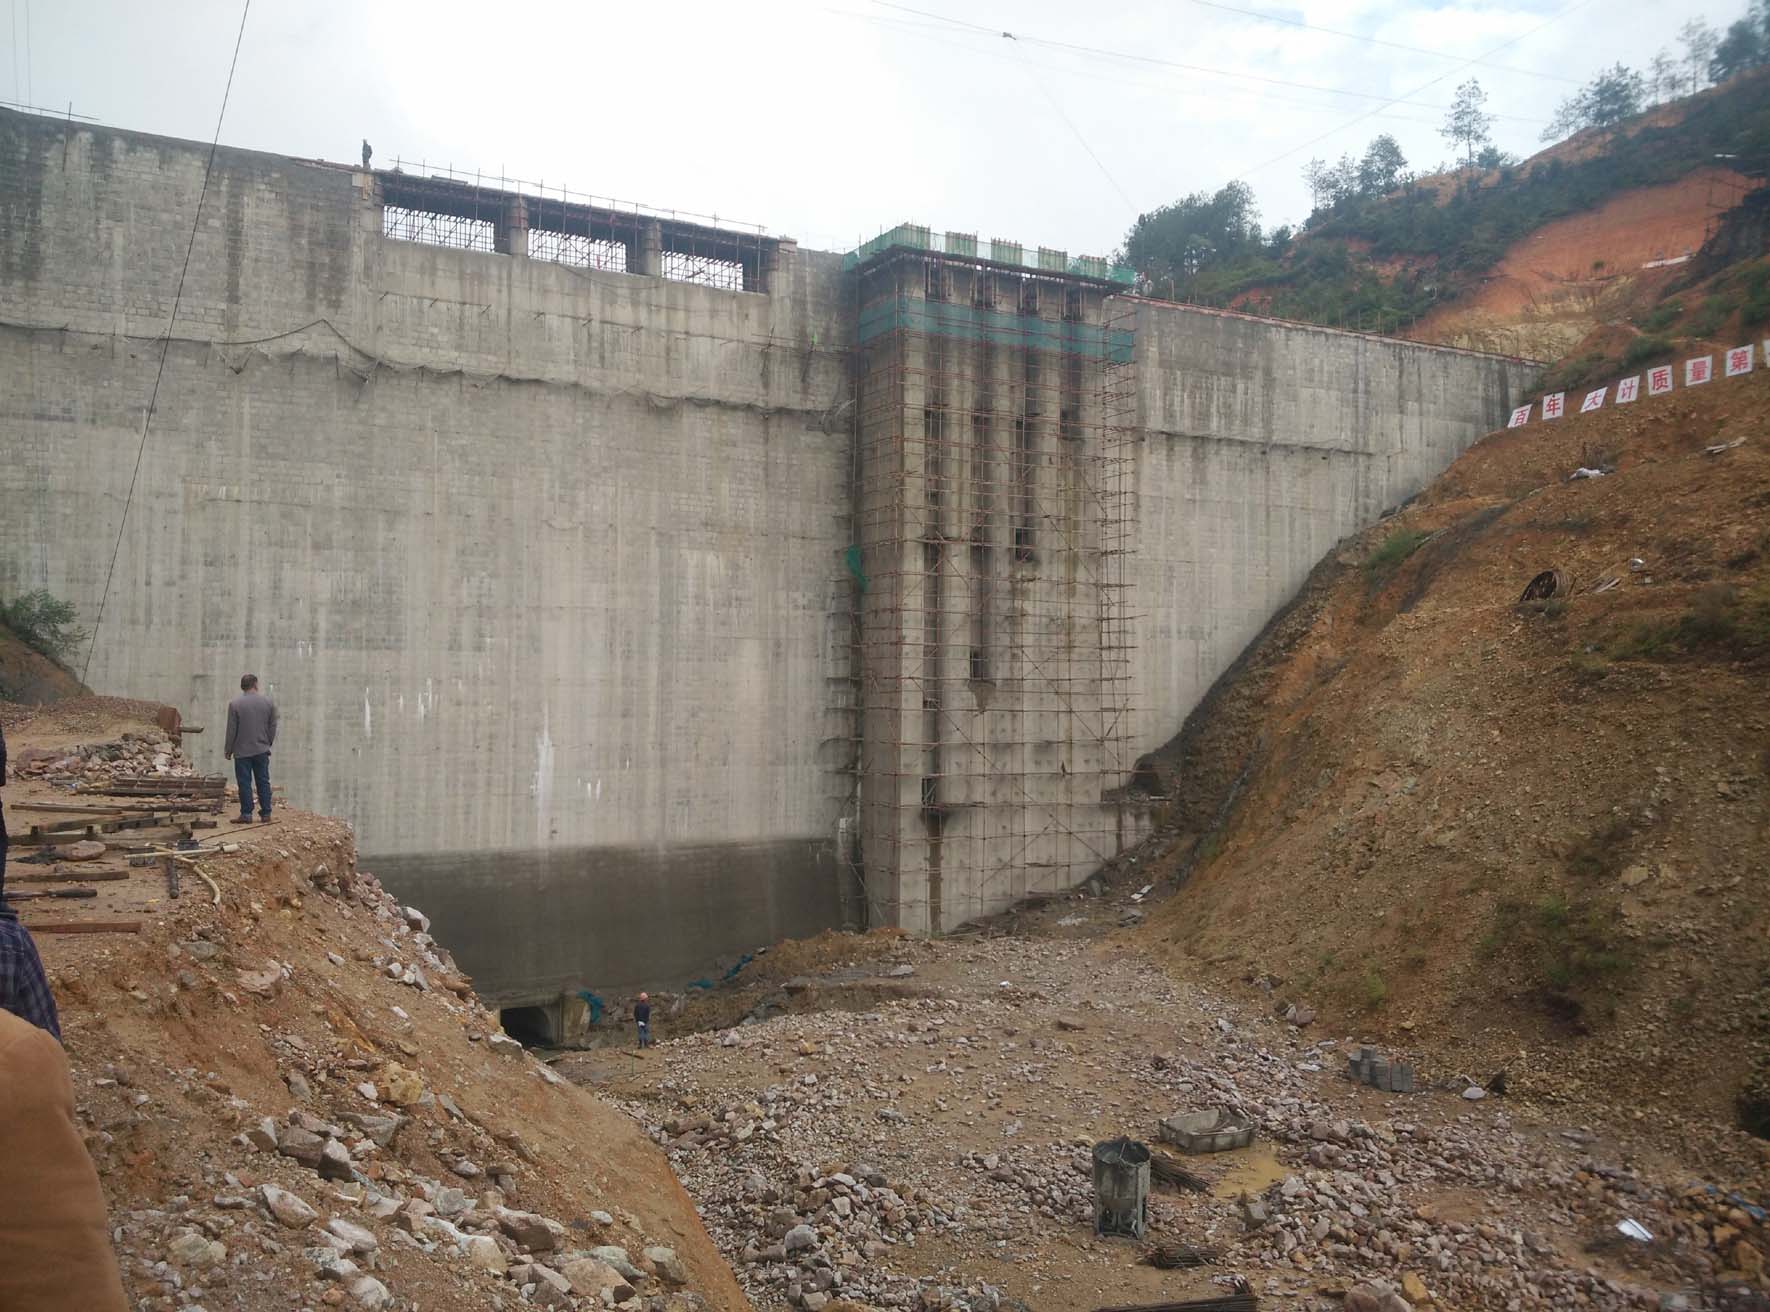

{"left": 0, "top": 108, "right": 1536, "bottom": 1012}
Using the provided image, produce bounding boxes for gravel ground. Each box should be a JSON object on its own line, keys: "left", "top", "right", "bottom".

{"left": 566, "top": 927, "right": 1768, "bottom": 1312}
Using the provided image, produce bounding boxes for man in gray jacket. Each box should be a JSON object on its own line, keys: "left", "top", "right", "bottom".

{"left": 224, "top": 674, "right": 278, "bottom": 823}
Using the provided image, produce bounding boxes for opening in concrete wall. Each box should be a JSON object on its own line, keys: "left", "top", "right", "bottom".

{"left": 969, "top": 540, "right": 994, "bottom": 683}
{"left": 661, "top": 250, "right": 746, "bottom": 290}
{"left": 383, "top": 204, "right": 497, "bottom": 253}
{"left": 499, "top": 1005, "right": 557, "bottom": 1048}
{"left": 529, "top": 228, "right": 628, "bottom": 271}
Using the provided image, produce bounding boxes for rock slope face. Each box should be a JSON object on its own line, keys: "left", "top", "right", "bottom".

{"left": 2, "top": 700, "right": 748, "bottom": 1312}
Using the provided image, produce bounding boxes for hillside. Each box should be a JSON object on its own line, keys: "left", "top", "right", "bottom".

{"left": 1407, "top": 165, "right": 1758, "bottom": 358}
{"left": 1126, "top": 68, "right": 1770, "bottom": 351}
{"left": 1135, "top": 364, "right": 1770, "bottom": 1169}
{"left": 0, "top": 697, "right": 746, "bottom": 1312}
{"left": 0, "top": 616, "right": 88, "bottom": 703}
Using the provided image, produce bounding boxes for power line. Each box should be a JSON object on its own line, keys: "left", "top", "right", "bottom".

{"left": 847, "top": 11, "right": 1551, "bottom": 130}
{"left": 841, "top": 11, "right": 1539, "bottom": 131}
{"left": 1009, "top": 44, "right": 1137, "bottom": 210}
{"left": 1239, "top": 0, "right": 1598, "bottom": 178}
{"left": 83, "top": 0, "right": 252, "bottom": 685}
{"left": 861, "top": 1, "right": 1550, "bottom": 124}
{"left": 1181, "top": 0, "right": 1578, "bottom": 85}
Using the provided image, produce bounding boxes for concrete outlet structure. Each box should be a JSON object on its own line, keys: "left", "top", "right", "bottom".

{"left": 0, "top": 109, "right": 1537, "bottom": 1013}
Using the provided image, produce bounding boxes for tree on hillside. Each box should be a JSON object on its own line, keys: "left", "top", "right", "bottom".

{"left": 1120, "top": 181, "right": 1263, "bottom": 287}
{"left": 1302, "top": 136, "right": 1411, "bottom": 216}
{"left": 1542, "top": 64, "right": 1647, "bottom": 141}
{"left": 1649, "top": 48, "right": 1679, "bottom": 102}
{"left": 1302, "top": 158, "right": 1333, "bottom": 211}
{"left": 1358, "top": 135, "right": 1408, "bottom": 195}
{"left": 1681, "top": 17, "right": 1721, "bottom": 92}
{"left": 1440, "top": 80, "right": 1494, "bottom": 169}
{"left": 1712, "top": 1, "right": 1770, "bottom": 80}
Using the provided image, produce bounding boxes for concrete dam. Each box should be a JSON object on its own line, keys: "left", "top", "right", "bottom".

{"left": 0, "top": 107, "right": 1537, "bottom": 1020}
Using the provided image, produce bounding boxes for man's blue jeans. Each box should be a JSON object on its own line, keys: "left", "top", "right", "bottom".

{"left": 234, "top": 753, "right": 272, "bottom": 819}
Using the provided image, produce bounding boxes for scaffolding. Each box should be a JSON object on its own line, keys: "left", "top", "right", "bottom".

{"left": 376, "top": 168, "right": 772, "bottom": 290}
{"left": 849, "top": 239, "right": 1139, "bottom": 934}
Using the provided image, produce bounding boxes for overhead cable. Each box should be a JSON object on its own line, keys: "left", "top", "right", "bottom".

{"left": 83, "top": 0, "right": 253, "bottom": 683}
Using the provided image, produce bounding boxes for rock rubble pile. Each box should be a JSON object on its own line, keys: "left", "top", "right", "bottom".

{"left": 599, "top": 935, "right": 1768, "bottom": 1312}
{"left": 11, "top": 726, "right": 200, "bottom": 782}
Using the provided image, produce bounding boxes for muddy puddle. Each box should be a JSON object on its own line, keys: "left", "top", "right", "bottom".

{"left": 1207, "top": 1142, "right": 1290, "bottom": 1199}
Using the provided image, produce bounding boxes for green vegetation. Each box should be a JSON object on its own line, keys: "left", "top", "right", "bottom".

{"left": 1569, "top": 650, "right": 1612, "bottom": 684}
{"left": 1711, "top": 1, "right": 1770, "bottom": 81}
{"left": 1536, "top": 352, "right": 1608, "bottom": 396}
{"left": 1565, "top": 817, "right": 1637, "bottom": 879}
{"left": 1738, "top": 261, "right": 1770, "bottom": 327}
{"left": 1689, "top": 292, "right": 1739, "bottom": 338}
{"left": 1621, "top": 335, "right": 1675, "bottom": 370}
{"left": 1543, "top": 65, "right": 1646, "bottom": 142}
{"left": 1115, "top": 4, "right": 1770, "bottom": 336}
{"left": 1640, "top": 301, "right": 1684, "bottom": 333}
{"left": 1364, "top": 528, "right": 1432, "bottom": 577}
{"left": 1360, "top": 968, "right": 1389, "bottom": 1010}
{"left": 1, "top": 588, "right": 87, "bottom": 664}
{"left": 1489, "top": 892, "right": 1632, "bottom": 998}
{"left": 1609, "top": 583, "right": 1770, "bottom": 661}
{"left": 1441, "top": 81, "right": 1496, "bottom": 169}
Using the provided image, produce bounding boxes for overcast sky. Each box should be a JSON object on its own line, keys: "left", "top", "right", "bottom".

{"left": 3, "top": 0, "right": 1743, "bottom": 258}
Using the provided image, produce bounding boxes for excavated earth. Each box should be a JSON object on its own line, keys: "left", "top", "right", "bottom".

{"left": 0, "top": 698, "right": 746, "bottom": 1312}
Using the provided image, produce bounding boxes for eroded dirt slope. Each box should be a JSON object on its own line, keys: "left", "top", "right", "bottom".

{"left": 0, "top": 697, "right": 747, "bottom": 1312}
{"left": 1138, "top": 371, "right": 1770, "bottom": 1152}
{"left": 1409, "top": 168, "right": 1760, "bottom": 358}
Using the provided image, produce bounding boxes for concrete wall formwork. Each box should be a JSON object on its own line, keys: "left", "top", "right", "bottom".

{"left": 0, "top": 109, "right": 855, "bottom": 1004}
{"left": 0, "top": 107, "right": 1537, "bottom": 1004}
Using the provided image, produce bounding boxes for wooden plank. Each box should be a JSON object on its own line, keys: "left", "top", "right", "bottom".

{"left": 8, "top": 803, "right": 138, "bottom": 816}
{"left": 26, "top": 921, "right": 143, "bottom": 935}
{"left": 28, "top": 818, "right": 104, "bottom": 837}
{"left": 11, "top": 869, "right": 131, "bottom": 884}
{"left": 12, "top": 829, "right": 101, "bottom": 849}
{"left": 8, "top": 801, "right": 217, "bottom": 815}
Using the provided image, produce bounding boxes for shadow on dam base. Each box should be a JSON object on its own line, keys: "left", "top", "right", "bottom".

{"left": 368, "top": 838, "right": 847, "bottom": 1028}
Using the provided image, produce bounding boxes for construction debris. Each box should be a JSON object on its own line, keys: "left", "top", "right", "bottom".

{"left": 1520, "top": 568, "right": 1572, "bottom": 601}
{"left": 1149, "top": 1150, "right": 1213, "bottom": 1193}
{"left": 12, "top": 869, "right": 130, "bottom": 883}
{"left": 8, "top": 729, "right": 203, "bottom": 787}
{"left": 1142, "top": 1240, "right": 1218, "bottom": 1269}
{"left": 1346, "top": 1045, "right": 1415, "bottom": 1093}
{"left": 26, "top": 920, "right": 143, "bottom": 934}
{"left": 1091, "top": 1137, "right": 1151, "bottom": 1239}
{"left": 1159, "top": 1108, "right": 1256, "bottom": 1154}
{"left": 1094, "top": 1278, "right": 1256, "bottom": 1311}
